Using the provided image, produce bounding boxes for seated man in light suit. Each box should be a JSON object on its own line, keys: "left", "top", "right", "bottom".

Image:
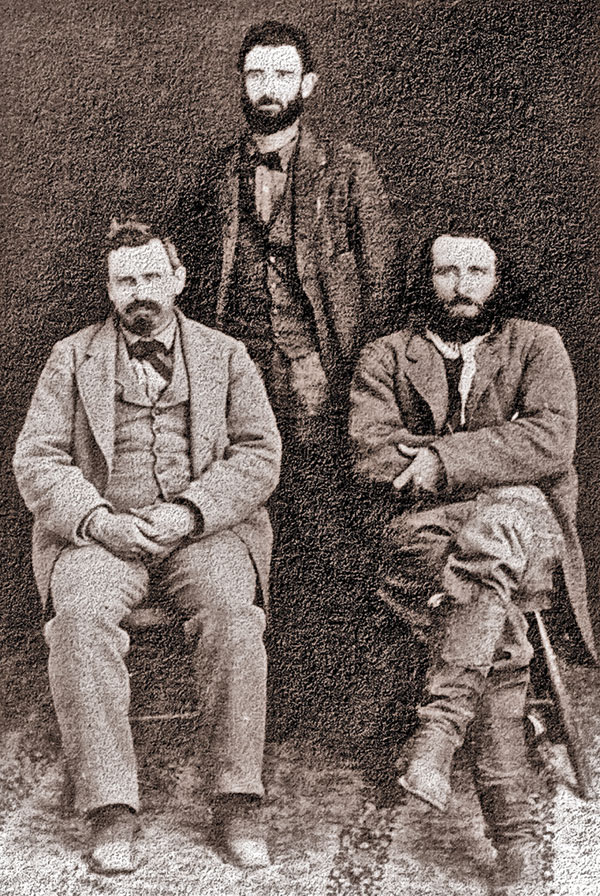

{"left": 13, "top": 219, "right": 281, "bottom": 874}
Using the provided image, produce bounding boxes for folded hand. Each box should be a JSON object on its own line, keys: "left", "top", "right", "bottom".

{"left": 131, "top": 503, "right": 197, "bottom": 559}
{"left": 87, "top": 509, "right": 165, "bottom": 561}
{"left": 392, "top": 446, "right": 443, "bottom": 497}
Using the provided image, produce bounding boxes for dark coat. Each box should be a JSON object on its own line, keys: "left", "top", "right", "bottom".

{"left": 349, "top": 318, "right": 596, "bottom": 660}
{"left": 169, "top": 127, "right": 401, "bottom": 407}
{"left": 13, "top": 311, "right": 282, "bottom": 606}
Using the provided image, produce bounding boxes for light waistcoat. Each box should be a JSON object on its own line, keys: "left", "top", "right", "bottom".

{"left": 104, "top": 330, "right": 192, "bottom": 511}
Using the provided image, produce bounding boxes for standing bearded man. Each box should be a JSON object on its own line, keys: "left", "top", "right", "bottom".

{"left": 171, "top": 21, "right": 400, "bottom": 735}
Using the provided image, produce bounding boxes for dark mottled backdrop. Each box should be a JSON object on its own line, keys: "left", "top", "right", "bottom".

{"left": 1, "top": 0, "right": 598, "bottom": 649}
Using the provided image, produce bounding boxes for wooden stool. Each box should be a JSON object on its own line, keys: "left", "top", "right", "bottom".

{"left": 522, "top": 596, "right": 595, "bottom": 801}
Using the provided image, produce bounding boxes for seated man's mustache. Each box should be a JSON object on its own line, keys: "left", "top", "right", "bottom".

{"left": 449, "top": 294, "right": 483, "bottom": 307}
{"left": 125, "top": 299, "right": 161, "bottom": 314}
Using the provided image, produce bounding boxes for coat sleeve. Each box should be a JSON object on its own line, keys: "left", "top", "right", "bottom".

{"left": 349, "top": 339, "right": 436, "bottom": 483}
{"left": 177, "top": 343, "right": 282, "bottom": 535}
{"left": 12, "top": 342, "right": 110, "bottom": 543}
{"left": 433, "top": 326, "right": 578, "bottom": 492}
{"left": 349, "top": 150, "right": 403, "bottom": 341}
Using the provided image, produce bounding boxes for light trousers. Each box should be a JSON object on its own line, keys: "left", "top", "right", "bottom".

{"left": 45, "top": 532, "right": 267, "bottom": 815}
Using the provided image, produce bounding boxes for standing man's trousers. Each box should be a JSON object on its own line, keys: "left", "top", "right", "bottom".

{"left": 45, "top": 531, "right": 267, "bottom": 815}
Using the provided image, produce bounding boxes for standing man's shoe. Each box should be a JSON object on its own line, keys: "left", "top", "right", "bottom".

{"left": 87, "top": 804, "right": 137, "bottom": 875}
{"left": 211, "top": 794, "right": 271, "bottom": 869}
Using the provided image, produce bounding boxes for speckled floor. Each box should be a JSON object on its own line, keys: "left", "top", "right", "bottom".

{"left": 1, "top": 645, "right": 599, "bottom": 895}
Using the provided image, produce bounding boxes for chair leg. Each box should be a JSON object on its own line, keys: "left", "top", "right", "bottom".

{"left": 60, "top": 759, "right": 76, "bottom": 817}
{"left": 533, "top": 611, "right": 595, "bottom": 801}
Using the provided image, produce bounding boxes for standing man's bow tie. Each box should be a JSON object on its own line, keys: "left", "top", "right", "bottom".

{"left": 253, "top": 151, "right": 283, "bottom": 171}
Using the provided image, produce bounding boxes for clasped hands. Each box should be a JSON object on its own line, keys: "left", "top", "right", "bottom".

{"left": 87, "top": 502, "right": 197, "bottom": 562}
{"left": 392, "top": 445, "right": 443, "bottom": 497}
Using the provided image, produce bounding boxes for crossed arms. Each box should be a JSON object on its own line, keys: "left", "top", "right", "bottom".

{"left": 348, "top": 323, "right": 578, "bottom": 499}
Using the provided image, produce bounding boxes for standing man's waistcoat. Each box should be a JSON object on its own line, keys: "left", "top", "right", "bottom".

{"left": 222, "top": 151, "right": 318, "bottom": 372}
{"left": 171, "top": 128, "right": 400, "bottom": 406}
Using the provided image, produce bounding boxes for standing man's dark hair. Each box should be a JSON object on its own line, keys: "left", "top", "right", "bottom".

{"left": 237, "top": 21, "right": 314, "bottom": 73}
{"left": 171, "top": 19, "right": 401, "bottom": 739}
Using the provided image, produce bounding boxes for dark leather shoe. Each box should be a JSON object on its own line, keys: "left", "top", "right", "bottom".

{"left": 211, "top": 795, "right": 270, "bottom": 869}
{"left": 87, "top": 804, "right": 138, "bottom": 875}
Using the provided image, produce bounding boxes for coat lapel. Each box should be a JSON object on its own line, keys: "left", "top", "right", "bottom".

{"left": 294, "top": 128, "right": 328, "bottom": 283}
{"left": 177, "top": 311, "right": 222, "bottom": 475}
{"left": 76, "top": 317, "right": 117, "bottom": 470}
{"left": 293, "top": 128, "right": 331, "bottom": 364}
{"left": 216, "top": 143, "right": 241, "bottom": 320}
{"left": 405, "top": 333, "right": 449, "bottom": 432}
{"left": 464, "top": 329, "right": 505, "bottom": 422}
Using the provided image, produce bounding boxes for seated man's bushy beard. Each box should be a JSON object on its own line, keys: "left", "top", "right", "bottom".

{"left": 242, "top": 93, "right": 304, "bottom": 135}
{"left": 119, "top": 300, "right": 162, "bottom": 337}
{"left": 426, "top": 292, "right": 500, "bottom": 343}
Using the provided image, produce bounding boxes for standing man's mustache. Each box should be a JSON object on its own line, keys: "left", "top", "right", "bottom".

{"left": 450, "top": 295, "right": 482, "bottom": 306}
{"left": 256, "top": 95, "right": 281, "bottom": 108}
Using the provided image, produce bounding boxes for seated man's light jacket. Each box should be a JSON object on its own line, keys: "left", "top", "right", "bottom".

{"left": 349, "top": 317, "right": 595, "bottom": 661}
{"left": 13, "top": 308, "right": 282, "bottom": 606}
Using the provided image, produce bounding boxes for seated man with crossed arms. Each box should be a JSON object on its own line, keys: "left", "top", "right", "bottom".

{"left": 13, "top": 220, "right": 281, "bottom": 874}
{"left": 349, "top": 228, "right": 595, "bottom": 891}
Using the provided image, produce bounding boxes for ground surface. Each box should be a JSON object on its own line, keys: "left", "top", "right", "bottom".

{"left": 1, "top": 642, "right": 600, "bottom": 896}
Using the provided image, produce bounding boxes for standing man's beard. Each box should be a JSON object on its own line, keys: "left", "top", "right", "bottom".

{"left": 427, "top": 296, "right": 497, "bottom": 343}
{"left": 241, "top": 93, "right": 304, "bottom": 135}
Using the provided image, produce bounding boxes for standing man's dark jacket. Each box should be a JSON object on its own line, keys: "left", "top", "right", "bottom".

{"left": 171, "top": 127, "right": 401, "bottom": 410}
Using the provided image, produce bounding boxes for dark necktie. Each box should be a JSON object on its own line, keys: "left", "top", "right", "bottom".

{"left": 128, "top": 339, "right": 173, "bottom": 383}
{"left": 253, "top": 151, "right": 283, "bottom": 172}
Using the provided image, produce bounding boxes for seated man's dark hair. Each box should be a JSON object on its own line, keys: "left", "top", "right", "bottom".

{"left": 405, "top": 223, "right": 527, "bottom": 330}
{"left": 104, "top": 218, "right": 181, "bottom": 272}
{"left": 237, "top": 21, "right": 314, "bottom": 73}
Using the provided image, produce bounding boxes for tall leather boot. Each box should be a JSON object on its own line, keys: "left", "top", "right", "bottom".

{"left": 471, "top": 669, "right": 540, "bottom": 893}
{"left": 399, "top": 589, "right": 507, "bottom": 811}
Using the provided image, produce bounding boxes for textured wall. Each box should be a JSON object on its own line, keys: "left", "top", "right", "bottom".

{"left": 1, "top": 0, "right": 598, "bottom": 638}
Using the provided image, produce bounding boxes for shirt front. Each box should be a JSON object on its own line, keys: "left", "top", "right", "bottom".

{"left": 425, "top": 329, "right": 489, "bottom": 431}
{"left": 246, "top": 125, "right": 299, "bottom": 224}
{"left": 121, "top": 317, "right": 178, "bottom": 404}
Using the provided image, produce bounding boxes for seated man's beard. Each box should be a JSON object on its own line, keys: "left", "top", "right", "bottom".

{"left": 428, "top": 296, "right": 497, "bottom": 343}
{"left": 242, "top": 93, "right": 304, "bottom": 135}
{"left": 120, "top": 300, "right": 161, "bottom": 337}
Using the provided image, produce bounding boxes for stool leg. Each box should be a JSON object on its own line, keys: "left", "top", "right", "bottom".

{"left": 60, "top": 758, "right": 76, "bottom": 817}
{"left": 533, "top": 611, "right": 595, "bottom": 801}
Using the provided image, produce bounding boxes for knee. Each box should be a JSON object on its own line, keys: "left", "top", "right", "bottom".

{"left": 173, "top": 536, "right": 263, "bottom": 637}
{"left": 454, "top": 499, "right": 534, "bottom": 575}
{"left": 49, "top": 546, "right": 145, "bottom": 625}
